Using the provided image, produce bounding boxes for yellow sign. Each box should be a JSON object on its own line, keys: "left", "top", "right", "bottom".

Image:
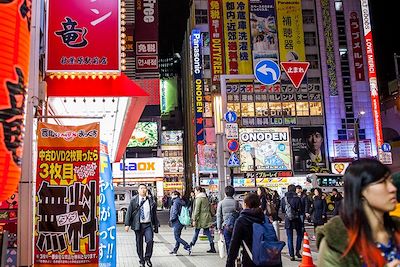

{"left": 163, "top": 182, "right": 184, "bottom": 190}
{"left": 222, "top": 0, "right": 253, "bottom": 74}
{"left": 276, "top": 0, "right": 305, "bottom": 61}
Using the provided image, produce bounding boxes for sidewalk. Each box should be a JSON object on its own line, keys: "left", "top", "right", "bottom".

{"left": 116, "top": 223, "right": 319, "bottom": 267}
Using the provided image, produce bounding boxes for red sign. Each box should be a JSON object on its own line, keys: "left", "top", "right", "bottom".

{"left": 280, "top": 62, "right": 310, "bottom": 88}
{"left": 46, "top": 0, "right": 120, "bottom": 73}
{"left": 227, "top": 139, "right": 239, "bottom": 152}
{"left": 208, "top": 0, "right": 225, "bottom": 84}
{"left": 349, "top": 12, "right": 365, "bottom": 81}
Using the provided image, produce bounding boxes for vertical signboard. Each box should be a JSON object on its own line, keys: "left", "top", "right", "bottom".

{"left": 360, "top": 0, "right": 384, "bottom": 154}
{"left": 46, "top": 0, "right": 120, "bottom": 73}
{"left": 349, "top": 12, "right": 365, "bottom": 81}
{"left": 160, "top": 78, "right": 178, "bottom": 115}
{"left": 276, "top": 0, "right": 305, "bottom": 62}
{"left": 208, "top": 0, "right": 225, "bottom": 84}
{"left": 321, "top": 0, "right": 338, "bottom": 96}
{"left": 99, "top": 142, "right": 116, "bottom": 267}
{"left": 0, "top": 0, "right": 31, "bottom": 200}
{"left": 135, "top": 0, "right": 159, "bottom": 76}
{"left": 249, "top": 0, "right": 279, "bottom": 67}
{"left": 198, "top": 144, "right": 218, "bottom": 173}
{"left": 35, "top": 122, "right": 100, "bottom": 266}
{"left": 222, "top": 0, "right": 253, "bottom": 74}
{"left": 291, "top": 127, "right": 328, "bottom": 173}
{"left": 192, "top": 29, "right": 205, "bottom": 145}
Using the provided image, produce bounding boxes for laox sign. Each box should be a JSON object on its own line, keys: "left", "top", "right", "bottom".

{"left": 119, "top": 162, "right": 155, "bottom": 171}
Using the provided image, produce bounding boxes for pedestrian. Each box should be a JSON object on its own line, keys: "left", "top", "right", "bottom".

{"left": 125, "top": 184, "right": 159, "bottom": 267}
{"left": 317, "top": 159, "right": 400, "bottom": 266}
{"left": 216, "top": 186, "right": 240, "bottom": 253}
{"left": 188, "top": 190, "right": 195, "bottom": 217}
{"left": 309, "top": 187, "right": 326, "bottom": 240}
{"left": 295, "top": 185, "right": 308, "bottom": 235}
{"left": 257, "top": 186, "right": 270, "bottom": 215}
{"left": 226, "top": 193, "right": 282, "bottom": 267}
{"left": 390, "top": 172, "right": 400, "bottom": 217}
{"left": 190, "top": 186, "right": 216, "bottom": 253}
{"left": 281, "top": 184, "right": 303, "bottom": 261}
{"left": 168, "top": 191, "right": 192, "bottom": 255}
{"left": 330, "top": 188, "right": 343, "bottom": 216}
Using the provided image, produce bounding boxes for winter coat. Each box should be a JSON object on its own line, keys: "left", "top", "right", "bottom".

{"left": 310, "top": 196, "right": 327, "bottom": 225}
{"left": 192, "top": 192, "right": 213, "bottom": 229}
{"left": 170, "top": 197, "right": 185, "bottom": 223}
{"left": 331, "top": 194, "right": 343, "bottom": 216}
{"left": 226, "top": 208, "right": 282, "bottom": 267}
{"left": 280, "top": 191, "right": 302, "bottom": 229}
{"left": 125, "top": 195, "right": 159, "bottom": 232}
{"left": 216, "top": 196, "right": 239, "bottom": 230}
{"left": 317, "top": 216, "right": 400, "bottom": 266}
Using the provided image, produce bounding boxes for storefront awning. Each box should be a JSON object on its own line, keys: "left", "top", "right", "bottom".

{"left": 45, "top": 74, "right": 149, "bottom": 162}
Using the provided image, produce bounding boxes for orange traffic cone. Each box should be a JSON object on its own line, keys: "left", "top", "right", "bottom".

{"left": 299, "top": 232, "right": 316, "bottom": 267}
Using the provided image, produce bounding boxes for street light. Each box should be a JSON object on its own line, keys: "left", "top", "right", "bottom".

{"left": 354, "top": 110, "right": 365, "bottom": 160}
{"left": 213, "top": 95, "right": 225, "bottom": 201}
{"left": 250, "top": 147, "right": 257, "bottom": 188}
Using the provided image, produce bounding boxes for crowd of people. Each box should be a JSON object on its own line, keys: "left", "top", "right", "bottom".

{"left": 124, "top": 158, "right": 400, "bottom": 267}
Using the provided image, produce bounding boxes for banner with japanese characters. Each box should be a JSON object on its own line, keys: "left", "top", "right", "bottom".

{"left": 222, "top": 0, "right": 253, "bottom": 74}
{"left": 35, "top": 122, "right": 100, "bottom": 266}
{"left": 208, "top": 0, "right": 225, "bottom": 84}
{"left": 99, "top": 141, "right": 116, "bottom": 267}
{"left": 46, "top": 0, "right": 120, "bottom": 73}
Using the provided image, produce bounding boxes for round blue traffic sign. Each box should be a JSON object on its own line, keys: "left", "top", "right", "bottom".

{"left": 254, "top": 59, "right": 281, "bottom": 85}
{"left": 224, "top": 111, "right": 237, "bottom": 123}
{"left": 382, "top": 143, "right": 391, "bottom": 152}
{"left": 227, "top": 139, "right": 239, "bottom": 152}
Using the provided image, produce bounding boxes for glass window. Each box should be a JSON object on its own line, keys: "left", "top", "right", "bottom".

{"left": 255, "top": 102, "right": 269, "bottom": 117}
{"left": 306, "top": 54, "right": 319, "bottom": 69}
{"left": 282, "top": 102, "right": 296, "bottom": 116}
{"left": 296, "top": 102, "right": 309, "bottom": 116}
{"left": 241, "top": 103, "right": 255, "bottom": 117}
{"left": 304, "top": 32, "right": 317, "bottom": 46}
{"left": 202, "top": 32, "right": 210, "bottom": 47}
{"left": 227, "top": 103, "right": 240, "bottom": 115}
{"left": 195, "top": 9, "right": 208, "bottom": 24}
{"left": 268, "top": 103, "right": 282, "bottom": 117}
{"left": 310, "top": 102, "right": 323, "bottom": 116}
{"left": 203, "top": 55, "right": 210, "bottom": 70}
{"left": 303, "top": 9, "right": 315, "bottom": 24}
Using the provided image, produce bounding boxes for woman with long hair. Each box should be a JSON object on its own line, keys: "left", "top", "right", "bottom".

{"left": 257, "top": 186, "right": 269, "bottom": 215}
{"left": 309, "top": 187, "right": 327, "bottom": 240}
{"left": 317, "top": 159, "right": 400, "bottom": 266}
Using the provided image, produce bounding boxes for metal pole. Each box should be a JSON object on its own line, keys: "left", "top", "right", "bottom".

{"left": 217, "top": 133, "right": 225, "bottom": 201}
{"left": 122, "top": 150, "right": 126, "bottom": 187}
{"left": 253, "top": 156, "right": 257, "bottom": 188}
{"left": 355, "top": 118, "right": 360, "bottom": 160}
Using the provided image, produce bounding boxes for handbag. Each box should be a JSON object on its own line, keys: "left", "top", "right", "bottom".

{"left": 218, "top": 233, "right": 226, "bottom": 258}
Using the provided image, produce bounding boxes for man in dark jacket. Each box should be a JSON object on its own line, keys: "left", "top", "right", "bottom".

{"left": 169, "top": 191, "right": 191, "bottom": 255}
{"left": 281, "top": 184, "right": 303, "bottom": 261}
{"left": 330, "top": 188, "right": 343, "bottom": 216}
{"left": 125, "top": 184, "right": 159, "bottom": 267}
{"left": 226, "top": 193, "right": 282, "bottom": 267}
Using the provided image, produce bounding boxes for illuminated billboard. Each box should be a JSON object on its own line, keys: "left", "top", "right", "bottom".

{"left": 161, "top": 131, "right": 183, "bottom": 145}
{"left": 239, "top": 127, "right": 292, "bottom": 171}
{"left": 127, "top": 122, "right": 158, "bottom": 147}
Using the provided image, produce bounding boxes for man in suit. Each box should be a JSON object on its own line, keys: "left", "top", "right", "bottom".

{"left": 125, "top": 184, "right": 159, "bottom": 267}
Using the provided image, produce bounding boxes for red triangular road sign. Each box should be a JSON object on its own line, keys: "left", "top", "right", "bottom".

{"left": 280, "top": 62, "right": 310, "bottom": 88}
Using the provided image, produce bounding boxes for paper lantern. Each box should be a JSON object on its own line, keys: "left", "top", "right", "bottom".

{"left": 0, "top": 0, "right": 31, "bottom": 201}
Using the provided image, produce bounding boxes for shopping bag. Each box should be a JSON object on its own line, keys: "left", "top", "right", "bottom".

{"left": 218, "top": 233, "right": 226, "bottom": 258}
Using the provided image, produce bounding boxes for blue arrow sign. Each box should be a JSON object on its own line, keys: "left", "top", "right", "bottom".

{"left": 382, "top": 143, "right": 392, "bottom": 152}
{"left": 224, "top": 111, "right": 237, "bottom": 123}
{"left": 227, "top": 153, "right": 240, "bottom": 167}
{"left": 254, "top": 59, "right": 281, "bottom": 85}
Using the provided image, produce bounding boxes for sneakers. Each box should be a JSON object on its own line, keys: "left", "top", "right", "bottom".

{"left": 169, "top": 251, "right": 177, "bottom": 255}
{"left": 186, "top": 246, "right": 192, "bottom": 256}
{"left": 206, "top": 248, "right": 217, "bottom": 253}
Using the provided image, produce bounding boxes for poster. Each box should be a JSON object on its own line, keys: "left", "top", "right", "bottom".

{"left": 161, "top": 131, "right": 183, "bottom": 145}
{"left": 197, "top": 144, "right": 217, "bottom": 173}
{"left": 239, "top": 127, "right": 292, "bottom": 171}
{"left": 291, "top": 127, "right": 328, "bottom": 173}
{"left": 128, "top": 122, "right": 158, "bottom": 147}
{"left": 35, "top": 122, "right": 100, "bottom": 266}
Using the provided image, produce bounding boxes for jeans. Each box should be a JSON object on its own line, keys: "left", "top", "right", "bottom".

{"left": 172, "top": 221, "right": 190, "bottom": 252}
{"left": 223, "top": 227, "right": 233, "bottom": 253}
{"left": 286, "top": 226, "right": 303, "bottom": 257}
{"left": 191, "top": 227, "right": 214, "bottom": 245}
{"left": 134, "top": 223, "right": 154, "bottom": 263}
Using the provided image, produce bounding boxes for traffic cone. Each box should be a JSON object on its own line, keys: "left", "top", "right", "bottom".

{"left": 299, "top": 232, "right": 316, "bottom": 267}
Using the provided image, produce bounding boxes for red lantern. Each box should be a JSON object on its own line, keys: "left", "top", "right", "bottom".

{"left": 0, "top": 0, "right": 31, "bottom": 200}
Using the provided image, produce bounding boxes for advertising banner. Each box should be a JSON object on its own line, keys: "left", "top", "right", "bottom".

{"left": 249, "top": 0, "right": 279, "bottom": 67}
{"left": 135, "top": 0, "right": 159, "bottom": 76}
{"left": 161, "top": 131, "right": 183, "bottom": 145}
{"left": 198, "top": 144, "right": 217, "bottom": 173}
{"left": 333, "top": 139, "right": 372, "bottom": 159}
{"left": 192, "top": 29, "right": 205, "bottom": 145}
{"left": 164, "top": 157, "right": 184, "bottom": 173}
{"left": 0, "top": 0, "right": 31, "bottom": 200}
{"left": 46, "top": 0, "right": 120, "bottom": 72}
{"left": 331, "top": 162, "right": 350, "bottom": 175}
{"left": 35, "top": 122, "right": 100, "bottom": 266}
{"left": 276, "top": 0, "right": 305, "bottom": 62}
{"left": 163, "top": 182, "right": 184, "bottom": 190}
{"left": 239, "top": 127, "right": 292, "bottom": 172}
{"left": 128, "top": 122, "right": 158, "bottom": 147}
{"left": 222, "top": 0, "right": 253, "bottom": 74}
{"left": 208, "top": 0, "right": 225, "bottom": 84}
{"left": 112, "top": 158, "right": 164, "bottom": 178}
{"left": 160, "top": 78, "right": 178, "bottom": 115}
{"left": 349, "top": 12, "right": 365, "bottom": 81}
{"left": 291, "top": 127, "right": 328, "bottom": 173}
{"left": 99, "top": 142, "right": 116, "bottom": 267}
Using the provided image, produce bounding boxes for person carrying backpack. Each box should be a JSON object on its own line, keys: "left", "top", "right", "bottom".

{"left": 217, "top": 186, "right": 241, "bottom": 253}
{"left": 281, "top": 184, "right": 303, "bottom": 261}
{"left": 169, "top": 191, "right": 192, "bottom": 255}
{"left": 226, "top": 193, "right": 284, "bottom": 267}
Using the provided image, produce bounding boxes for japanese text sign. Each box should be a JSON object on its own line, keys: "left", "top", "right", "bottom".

{"left": 35, "top": 122, "right": 100, "bottom": 266}
{"left": 349, "top": 12, "right": 365, "bottom": 81}
{"left": 46, "top": 0, "right": 120, "bottom": 73}
{"left": 208, "top": 0, "right": 225, "bottom": 84}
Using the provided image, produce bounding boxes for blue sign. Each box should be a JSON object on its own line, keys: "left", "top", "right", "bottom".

{"left": 382, "top": 143, "right": 392, "bottom": 152}
{"left": 99, "top": 141, "right": 116, "bottom": 267}
{"left": 254, "top": 59, "right": 281, "bottom": 85}
{"left": 224, "top": 111, "right": 237, "bottom": 123}
{"left": 227, "top": 139, "right": 239, "bottom": 152}
{"left": 227, "top": 153, "right": 240, "bottom": 167}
